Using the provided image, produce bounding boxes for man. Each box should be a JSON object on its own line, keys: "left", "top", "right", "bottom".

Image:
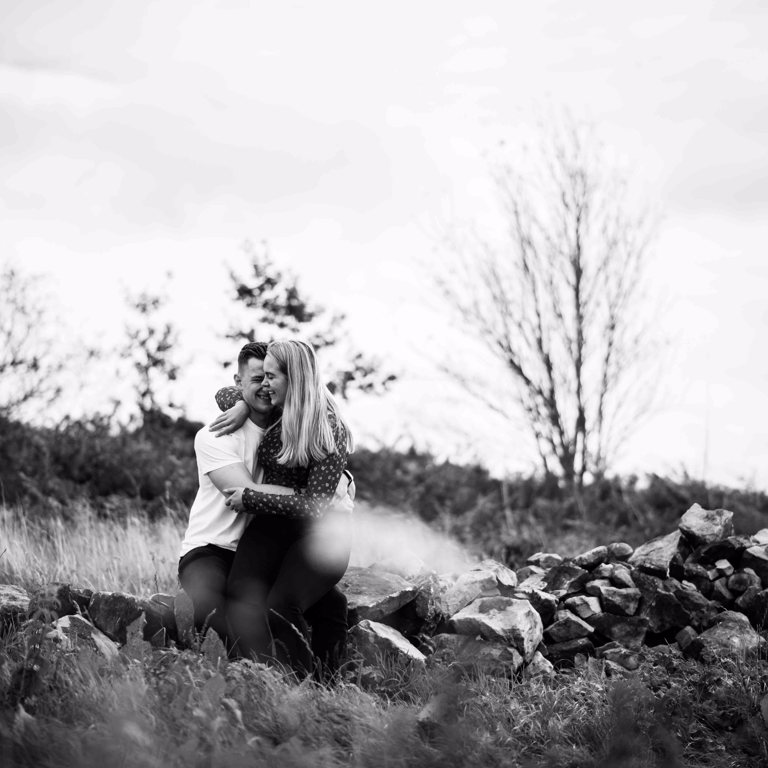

{"left": 178, "top": 341, "right": 351, "bottom": 674}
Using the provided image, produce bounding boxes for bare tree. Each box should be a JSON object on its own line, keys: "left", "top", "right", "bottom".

{"left": 0, "top": 262, "right": 63, "bottom": 419}
{"left": 437, "top": 116, "right": 659, "bottom": 486}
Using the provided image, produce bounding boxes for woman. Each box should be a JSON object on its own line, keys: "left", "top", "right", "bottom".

{"left": 216, "top": 340, "right": 354, "bottom": 676}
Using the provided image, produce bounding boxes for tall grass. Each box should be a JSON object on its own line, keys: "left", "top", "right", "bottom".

{"left": 0, "top": 502, "right": 181, "bottom": 594}
{"left": 2, "top": 503, "right": 768, "bottom": 767}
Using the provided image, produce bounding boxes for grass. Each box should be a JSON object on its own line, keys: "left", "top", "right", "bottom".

{"left": 2, "top": 503, "right": 768, "bottom": 767}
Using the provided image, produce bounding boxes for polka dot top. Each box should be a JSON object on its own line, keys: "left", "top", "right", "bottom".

{"left": 215, "top": 386, "right": 350, "bottom": 520}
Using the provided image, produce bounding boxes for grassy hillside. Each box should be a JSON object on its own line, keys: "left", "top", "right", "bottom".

{"left": 2, "top": 503, "right": 768, "bottom": 767}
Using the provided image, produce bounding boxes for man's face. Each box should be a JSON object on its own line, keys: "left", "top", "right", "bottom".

{"left": 235, "top": 357, "right": 273, "bottom": 417}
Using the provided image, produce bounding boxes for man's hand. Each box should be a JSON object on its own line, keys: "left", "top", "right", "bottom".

{"left": 209, "top": 401, "right": 250, "bottom": 437}
{"left": 223, "top": 487, "right": 245, "bottom": 511}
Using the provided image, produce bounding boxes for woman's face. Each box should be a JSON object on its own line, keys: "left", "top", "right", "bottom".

{"left": 263, "top": 353, "right": 289, "bottom": 408}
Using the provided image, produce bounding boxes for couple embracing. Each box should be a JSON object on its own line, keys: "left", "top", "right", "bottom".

{"left": 177, "top": 340, "right": 354, "bottom": 680}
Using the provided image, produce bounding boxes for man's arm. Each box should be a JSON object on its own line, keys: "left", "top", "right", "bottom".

{"left": 207, "top": 463, "right": 294, "bottom": 496}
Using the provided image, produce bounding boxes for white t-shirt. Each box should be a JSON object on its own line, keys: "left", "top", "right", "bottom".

{"left": 179, "top": 419, "right": 266, "bottom": 557}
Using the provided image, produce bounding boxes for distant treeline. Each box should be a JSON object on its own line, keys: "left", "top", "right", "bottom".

{"left": 2, "top": 412, "right": 767, "bottom": 566}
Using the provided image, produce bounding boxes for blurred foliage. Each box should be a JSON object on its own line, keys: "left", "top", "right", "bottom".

{"left": 2, "top": 414, "right": 768, "bottom": 563}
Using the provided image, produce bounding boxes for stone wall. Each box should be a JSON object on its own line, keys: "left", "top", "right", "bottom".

{"left": 3, "top": 503, "right": 767, "bottom": 677}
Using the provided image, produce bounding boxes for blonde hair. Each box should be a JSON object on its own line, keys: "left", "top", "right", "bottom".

{"left": 266, "top": 340, "right": 354, "bottom": 466}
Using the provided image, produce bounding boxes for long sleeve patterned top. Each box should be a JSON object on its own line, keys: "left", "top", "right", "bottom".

{"left": 215, "top": 387, "right": 350, "bottom": 520}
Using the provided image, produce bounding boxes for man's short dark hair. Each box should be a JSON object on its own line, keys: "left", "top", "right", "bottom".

{"left": 237, "top": 342, "right": 269, "bottom": 367}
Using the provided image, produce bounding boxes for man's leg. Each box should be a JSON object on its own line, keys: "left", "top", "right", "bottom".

{"left": 177, "top": 545, "right": 235, "bottom": 643}
{"left": 225, "top": 516, "right": 296, "bottom": 660}
{"left": 304, "top": 586, "right": 348, "bottom": 680}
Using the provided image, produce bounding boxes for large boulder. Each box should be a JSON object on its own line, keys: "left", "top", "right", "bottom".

{"left": 446, "top": 596, "right": 543, "bottom": 661}
{"left": 679, "top": 504, "right": 734, "bottom": 546}
{"left": 46, "top": 614, "right": 119, "bottom": 660}
{"left": 340, "top": 567, "right": 419, "bottom": 625}
{"left": 686, "top": 611, "right": 765, "bottom": 661}
{"left": 0, "top": 584, "right": 30, "bottom": 632}
{"left": 628, "top": 531, "right": 681, "bottom": 577}
{"left": 437, "top": 561, "right": 518, "bottom": 618}
{"left": 348, "top": 620, "right": 426, "bottom": 666}
{"left": 428, "top": 633, "right": 524, "bottom": 677}
{"left": 88, "top": 591, "right": 145, "bottom": 644}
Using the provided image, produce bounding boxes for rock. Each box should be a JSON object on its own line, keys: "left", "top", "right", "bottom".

{"left": 607, "top": 542, "right": 634, "bottom": 561}
{"left": 340, "top": 567, "right": 419, "bottom": 624}
{"left": 0, "top": 585, "right": 30, "bottom": 632}
{"left": 572, "top": 546, "right": 608, "bottom": 571}
{"left": 686, "top": 611, "right": 765, "bottom": 661}
{"left": 523, "top": 650, "right": 555, "bottom": 678}
{"left": 714, "top": 559, "right": 734, "bottom": 578}
{"left": 446, "top": 596, "right": 543, "bottom": 661}
{"left": 435, "top": 562, "right": 517, "bottom": 619}
{"left": 679, "top": 504, "right": 734, "bottom": 546}
{"left": 693, "top": 536, "right": 753, "bottom": 567}
{"left": 741, "top": 546, "right": 768, "bottom": 586}
{"left": 728, "top": 569, "right": 761, "bottom": 595}
{"left": 512, "top": 587, "right": 558, "bottom": 626}
{"left": 670, "top": 585, "right": 722, "bottom": 631}
{"left": 46, "top": 615, "right": 119, "bottom": 660}
{"left": 348, "top": 620, "right": 426, "bottom": 666}
{"left": 585, "top": 578, "right": 613, "bottom": 597}
{"left": 545, "top": 637, "right": 594, "bottom": 667}
{"left": 595, "top": 641, "right": 640, "bottom": 671}
{"left": 527, "top": 552, "right": 563, "bottom": 569}
{"left": 428, "top": 633, "right": 524, "bottom": 676}
{"left": 88, "top": 591, "right": 145, "bottom": 644}
{"left": 609, "top": 564, "right": 636, "bottom": 589}
{"left": 409, "top": 573, "right": 443, "bottom": 635}
{"left": 544, "top": 610, "right": 593, "bottom": 643}
{"left": 591, "top": 564, "right": 613, "bottom": 580}
{"left": 675, "top": 626, "right": 698, "bottom": 652}
{"left": 475, "top": 559, "right": 519, "bottom": 589}
{"left": 588, "top": 614, "right": 648, "bottom": 650}
{"left": 144, "top": 593, "right": 177, "bottom": 646}
{"left": 27, "top": 583, "right": 91, "bottom": 621}
{"left": 735, "top": 587, "right": 768, "bottom": 627}
{"left": 543, "top": 564, "right": 590, "bottom": 597}
{"left": 515, "top": 565, "right": 546, "bottom": 582}
{"left": 682, "top": 562, "right": 713, "bottom": 596}
{"left": 594, "top": 586, "right": 641, "bottom": 616}
{"left": 628, "top": 531, "right": 681, "bottom": 577}
{"left": 711, "top": 578, "right": 734, "bottom": 605}
{"left": 753, "top": 529, "right": 768, "bottom": 546}
{"left": 517, "top": 572, "right": 549, "bottom": 591}
{"left": 563, "top": 595, "right": 602, "bottom": 621}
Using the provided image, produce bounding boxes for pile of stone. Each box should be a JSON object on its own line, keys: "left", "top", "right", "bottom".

{"left": 2, "top": 503, "right": 767, "bottom": 678}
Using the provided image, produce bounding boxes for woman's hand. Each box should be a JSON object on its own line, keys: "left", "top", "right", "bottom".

{"left": 209, "top": 400, "right": 250, "bottom": 437}
{"left": 223, "top": 487, "right": 245, "bottom": 511}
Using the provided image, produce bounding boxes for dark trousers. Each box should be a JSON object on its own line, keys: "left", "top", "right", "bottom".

{"left": 178, "top": 539, "right": 349, "bottom": 677}
{"left": 226, "top": 511, "right": 352, "bottom": 677}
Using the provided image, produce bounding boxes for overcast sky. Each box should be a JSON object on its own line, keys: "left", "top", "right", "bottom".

{"left": 2, "top": 1, "right": 767, "bottom": 489}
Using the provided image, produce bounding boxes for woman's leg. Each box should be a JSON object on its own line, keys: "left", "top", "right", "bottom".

{"left": 177, "top": 545, "right": 235, "bottom": 643}
{"left": 225, "top": 516, "right": 297, "bottom": 660}
{"left": 266, "top": 512, "right": 352, "bottom": 676}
